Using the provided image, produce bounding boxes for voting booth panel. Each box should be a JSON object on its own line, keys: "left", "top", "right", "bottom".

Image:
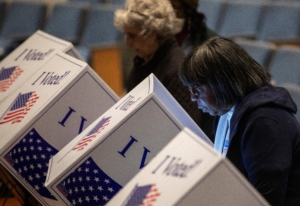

{"left": 0, "top": 30, "right": 83, "bottom": 103}
{"left": 0, "top": 52, "right": 119, "bottom": 206}
{"left": 45, "top": 74, "right": 212, "bottom": 206}
{"left": 107, "top": 128, "right": 270, "bottom": 206}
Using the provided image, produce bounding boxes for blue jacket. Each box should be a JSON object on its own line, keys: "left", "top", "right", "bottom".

{"left": 215, "top": 84, "right": 300, "bottom": 206}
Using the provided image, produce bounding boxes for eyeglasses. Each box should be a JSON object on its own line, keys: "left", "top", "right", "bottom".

{"left": 188, "top": 85, "right": 200, "bottom": 96}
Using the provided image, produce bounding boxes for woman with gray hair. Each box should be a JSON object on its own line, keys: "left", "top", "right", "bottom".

{"left": 114, "top": 0, "right": 210, "bottom": 138}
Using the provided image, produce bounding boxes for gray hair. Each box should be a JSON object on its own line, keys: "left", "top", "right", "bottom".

{"left": 114, "top": 0, "right": 178, "bottom": 38}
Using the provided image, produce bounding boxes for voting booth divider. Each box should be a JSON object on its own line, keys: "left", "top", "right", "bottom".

{"left": 0, "top": 46, "right": 120, "bottom": 205}
{"left": 0, "top": 30, "right": 84, "bottom": 103}
{"left": 45, "top": 74, "right": 213, "bottom": 206}
{"left": 107, "top": 128, "right": 270, "bottom": 206}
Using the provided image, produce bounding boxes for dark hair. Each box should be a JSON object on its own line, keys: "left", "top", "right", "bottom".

{"left": 181, "top": 0, "right": 207, "bottom": 45}
{"left": 179, "top": 36, "right": 271, "bottom": 108}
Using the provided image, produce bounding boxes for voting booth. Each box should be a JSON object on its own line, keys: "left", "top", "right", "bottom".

{"left": 0, "top": 30, "right": 83, "bottom": 103}
{"left": 45, "top": 74, "right": 213, "bottom": 206}
{"left": 0, "top": 51, "right": 119, "bottom": 206}
{"left": 107, "top": 128, "right": 270, "bottom": 206}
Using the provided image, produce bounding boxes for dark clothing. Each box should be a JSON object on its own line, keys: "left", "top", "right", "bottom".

{"left": 214, "top": 84, "right": 300, "bottom": 206}
{"left": 126, "top": 37, "right": 206, "bottom": 136}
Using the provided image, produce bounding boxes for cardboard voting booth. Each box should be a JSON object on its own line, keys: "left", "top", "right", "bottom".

{"left": 45, "top": 74, "right": 213, "bottom": 206}
{"left": 0, "top": 51, "right": 119, "bottom": 206}
{"left": 107, "top": 128, "right": 270, "bottom": 206}
{"left": 0, "top": 30, "right": 83, "bottom": 103}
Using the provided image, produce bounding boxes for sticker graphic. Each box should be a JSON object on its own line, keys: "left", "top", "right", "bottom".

{"left": 124, "top": 184, "right": 160, "bottom": 206}
{"left": 0, "top": 91, "right": 39, "bottom": 125}
{"left": 0, "top": 66, "right": 23, "bottom": 92}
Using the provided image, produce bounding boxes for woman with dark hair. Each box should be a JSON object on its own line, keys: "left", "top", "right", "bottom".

{"left": 179, "top": 36, "right": 300, "bottom": 206}
{"left": 170, "top": 0, "right": 217, "bottom": 54}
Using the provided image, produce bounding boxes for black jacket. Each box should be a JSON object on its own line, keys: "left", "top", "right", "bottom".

{"left": 214, "top": 84, "right": 300, "bottom": 206}
{"left": 127, "top": 37, "right": 205, "bottom": 134}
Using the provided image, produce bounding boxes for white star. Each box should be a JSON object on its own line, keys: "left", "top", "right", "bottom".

{"left": 86, "top": 176, "right": 91, "bottom": 181}
{"left": 20, "top": 156, "right": 24, "bottom": 162}
{"left": 103, "top": 196, "right": 109, "bottom": 201}
{"left": 74, "top": 187, "right": 79, "bottom": 193}
{"left": 26, "top": 156, "right": 30, "bottom": 161}
{"left": 72, "top": 178, "right": 76, "bottom": 183}
{"left": 72, "top": 199, "right": 76, "bottom": 205}
{"left": 30, "top": 164, "right": 35, "bottom": 170}
{"left": 84, "top": 167, "right": 89, "bottom": 173}
{"left": 18, "top": 168, "right": 22, "bottom": 173}
{"left": 29, "top": 138, "right": 33, "bottom": 143}
{"left": 22, "top": 138, "right": 26, "bottom": 143}
{"left": 37, "top": 164, "right": 42, "bottom": 169}
{"left": 30, "top": 132, "right": 34, "bottom": 136}
{"left": 23, "top": 166, "right": 28, "bottom": 171}
{"left": 69, "top": 189, "right": 73, "bottom": 195}
{"left": 38, "top": 146, "right": 43, "bottom": 151}
{"left": 46, "top": 147, "right": 52, "bottom": 152}
{"left": 93, "top": 196, "right": 99, "bottom": 202}
{"left": 13, "top": 149, "right": 16, "bottom": 154}
{"left": 35, "top": 173, "right": 41, "bottom": 179}
{"left": 85, "top": 160, "right": 90, "bottom": 165}
{"left": 98, "top": 186, "right": 103, "bottom": 191}
{"left": 78, "top": 177, "right": 83, "bottom": 182}
{"left": 104, "top": 179, "right": 110, "bottom": 184}
{"left": 36, "top": 139, "right": 41, "bottom": 144}
{"left": 30, "top": 146, "right": 34, "bottom": 151}
{"left": 108, "top": 187, "right": 114, "bottom": 192}
{"left": 15, "top": 159, "right": 18, "bottom": 164}
{"left": 93, "top": 169, "right": 98, "bottom": 174}
{"left": 78, "top": 167, "right": 82, "bottom": 172}
{"left": 81, "top": 186, "right": 85, "bottom": 192}
{"left": 43, "top": 172, "right": 47, "bottom": 176}
{"left": 23, "top": 147, "right": 27, "bottom": 152}
{"left": 33, "top": 155, "right": 37, "bottom": 160}
{"left": 78, "top": 198, "right": 83, "bottom": 204}
{"left": 94, "top": 177, "right": 100, "bottom": 182}
{"left": 28, "top": 176, "right": 33, "bottom": 181}
{"left": 85, "top": 196, "right": 91, "bottom": 202}
{"left": 18, "top": 148, "right": 21, "bottom": 153}
{"left": 35, "top": 185, "right": 40, "bottom": 191}
{"left": 41, "top": 154, "right": 46, "bottom": 159}
{"left": 67, "top": 179, "right": 71, "bottom": 184}
{"left": 88, "top": 186, "right": 94, "bottom": 192}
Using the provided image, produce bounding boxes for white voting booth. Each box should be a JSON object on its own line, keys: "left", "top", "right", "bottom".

{"left": 0, "top": 30, "right": 83, "bottom": 103}
{"left": 107, "top": 128, "right": 270, "bottom": 206}
{"left": 45, "top": 74, "right": 213, "bottom": 206}
{"left": 0, "top": 49, "right": 119, "bottom": 205}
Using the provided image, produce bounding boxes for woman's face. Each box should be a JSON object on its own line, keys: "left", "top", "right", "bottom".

{"left": 123, "top": 24, "right": 159, "bottom": 61}
{"left": 188, "top": 83, "right": 231, "bottom": 116}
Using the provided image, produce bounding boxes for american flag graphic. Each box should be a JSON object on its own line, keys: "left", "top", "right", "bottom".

{"left": 0, "top": 91, "right": 39, "bottom": 125}
{"left": 124, "top": 184, "right": 160, "bottom": 206}
{"left": 3, "top": 128, "right": 58, "bottom": 200}
{"left": 72, "top": 116, "right": 111, "bottom": 152}
{"left": 0, "top": 66, "right": 23, "bottom": 92}
{"left": 56, "top": 157, "right": 122, "bottom": 206}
